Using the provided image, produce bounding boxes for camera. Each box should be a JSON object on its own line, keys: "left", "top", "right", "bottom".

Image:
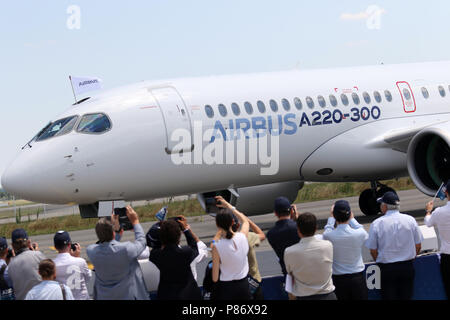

{"left": 71, "top": 243, "right": 78, "bottom": 251}
{"left": 7, "top": 248, "right": 13, "bottom": 259}
{"left": 169, "top": 216, "right": 182, "bottom": 222}
{"left": 114, "top": 207, "right": 134, "bottom": 231}
{"left": 169, "top": 216, "right": 184, "bottom": 230}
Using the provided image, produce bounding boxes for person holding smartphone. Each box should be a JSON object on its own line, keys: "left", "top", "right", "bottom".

{"left": 87, "top": 206, "right": 149, "bottom": 300}
{"left": 210, "top": 196, "right": 251, "bottom": 300}
{"left": 149, "top": 215, "right": 202, "bottom": 300}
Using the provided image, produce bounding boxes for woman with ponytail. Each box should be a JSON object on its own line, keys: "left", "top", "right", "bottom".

{"left": 211, "top": 196, "right": 251, "bottom": 300}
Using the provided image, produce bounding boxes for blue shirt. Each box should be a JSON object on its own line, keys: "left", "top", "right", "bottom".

{"left": 365, "top": 210, "right": 423, "bottom": 264}
{"left": 25, "top": 281, "right": 74, "bottom": 300}
{"left": 323, "top": 218, "right": 368, "bottom": 275}
{"left": 267, "top": 219, "right": 300, "bottom": 275}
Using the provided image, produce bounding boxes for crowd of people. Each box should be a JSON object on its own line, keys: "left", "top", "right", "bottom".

{"left": 0, "top": 184, "right": 449, "bottom": 301}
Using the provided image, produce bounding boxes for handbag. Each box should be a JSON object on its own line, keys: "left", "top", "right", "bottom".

{"left": 247, "top": 274, "right": 261, "bottom": 296}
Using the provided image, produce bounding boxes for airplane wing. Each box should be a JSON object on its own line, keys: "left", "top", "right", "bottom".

{"left": 366, "top": 120, "right": 449, "bottom": 153}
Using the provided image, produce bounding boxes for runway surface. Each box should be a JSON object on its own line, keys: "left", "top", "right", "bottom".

{"left": 17, "top": 187, "right": 442, "bottom": 288}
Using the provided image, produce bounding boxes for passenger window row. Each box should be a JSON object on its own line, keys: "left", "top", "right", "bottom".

{"left": 204, "top": 90, "right": 393, "bottom": 118}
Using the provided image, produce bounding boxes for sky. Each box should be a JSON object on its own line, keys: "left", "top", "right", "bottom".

{"left": 1, "top": 0, "right": 450, "bottom": 184}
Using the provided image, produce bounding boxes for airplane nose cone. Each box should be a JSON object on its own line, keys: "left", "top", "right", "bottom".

{"left": 1, "top": 163, "right": 23, "bottom": 196}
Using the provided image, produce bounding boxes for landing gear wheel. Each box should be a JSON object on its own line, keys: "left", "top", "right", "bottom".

{"left": 359, "top": 189, "right": 380, "bottom": 216}
{"left": 376, "top": 186, "right": 397, "bottom": 199}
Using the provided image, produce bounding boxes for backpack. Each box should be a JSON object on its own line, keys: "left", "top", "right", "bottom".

{"left": 202, "top": 261, "right": 217, "bottom": 300}
{"left": 0, "top": 264, "right": 15, "bottom": 300}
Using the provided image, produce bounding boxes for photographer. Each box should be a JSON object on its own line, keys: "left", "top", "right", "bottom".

{"left": 211, "top": 196, "right": 251, "bottom": 300}
{"left": 0, "top": 237, "right": 14, "bottom": 300}
{"left": 267, "top": 197, "right": 300, "bottom": 277}
{"left": 7, "top": 228, "right": 46, "bottom": 300}
{"left": 149, "top": 215, "right": 202, "bottom": 300}
{"left": 87, "top": 206, "right": 149, "bottom": 300}
{"left": 53, "top": 230, "right": 92, "bottom": 300}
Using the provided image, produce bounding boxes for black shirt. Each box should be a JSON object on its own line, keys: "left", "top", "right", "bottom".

{"left": 149, "top": 229, "right": 202, "bottom": 300}
{"left": 267, "top": 219, "right": 300, "bottom": 276}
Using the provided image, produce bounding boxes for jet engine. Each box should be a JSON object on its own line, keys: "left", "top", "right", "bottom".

{"left": 407, "top": 123, "right": 450, "bottom": 196}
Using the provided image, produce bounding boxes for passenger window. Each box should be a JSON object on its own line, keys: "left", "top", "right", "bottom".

{"left": 363, "top": 92, "right": 371, "bottom": 104}
{"left": 422, "top": 87, "right": 429, "bottom": 99}
{"left": 77, "top": 114, "right": 111, "bottom": 134}
{"left": 218, "top": 104, "right": 228, "bottom": 117}
{"left": 231, "top": 103, "right": 240, "bottom": 116}
{"left": 341, "top": 94, "right": 349, "bottom": 106}
{"left": 318, "top": 95, "right": 326, "bottom": 108}
{"left": 244, "top": 102, "right": 253, "bottom": 115}
{"left": 269, "top": 99, "right": 278, "bottom": 112}
{"left": 306, "top": 97, "right": 315, "bottom": 109}
{"left": 205, "top": 105, "right": 214, "bottom": 118}
{"left": 384, "top": 90, "right": 393, "bottom": 102}
{"left": 402, "top": 88, "right": 411, "bottom": 100}
{"left": 294, "top": 97, "right": 303, "bottom": 110}
{"left": 352, "top": 93, "right": 360, "bottom": 105}
{"left": 36, "top": 116, "right": 78, "bottom": 141}
{"left": 281, "top": 98, "right": 291, "bottom": 111}
{"left": 329, "top": 95, "right": 338, "bottom": 107}
{"left": 373, "top": 91, "right": 382, "bottom": 103}
{"left": 439, "top": 86, "right": 446, "bottom": 97}
{"left": 257, "top": 100, "right": 266, "bottom": 113}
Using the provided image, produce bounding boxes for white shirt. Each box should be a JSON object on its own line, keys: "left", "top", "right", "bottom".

{"left": 284, "top": 236, "right": 335, "bottom": 297}
{"left": 53, "top": 253, "right": 92, "bottom": 300}
{"left": 190, "top": 241, "right": 209, "bottom": 281}
{"left": 25, "top": 280, "right": 74, "bottom": 300}
{"left": 323, "top": 218, "right": 369, "bottom": 275}
{"left": 365, "top": 210, "right": 423, "bottom": 263}
{"left": 214, "top": 232, "right": 249, "bottom": 281}
{"left": 425, "top": 202, "right": 450, "bottom": 254}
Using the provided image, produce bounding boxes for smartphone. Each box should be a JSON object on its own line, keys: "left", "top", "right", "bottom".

{"left": 113, "top": 207, "right": 133, "bottom": 231}
{"left": 205, "top": 197, "right": 221, "bottom": 214}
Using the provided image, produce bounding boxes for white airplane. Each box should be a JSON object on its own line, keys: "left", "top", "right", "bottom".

{"left": 2, "top": 61, "right": 450, "bottom": 217}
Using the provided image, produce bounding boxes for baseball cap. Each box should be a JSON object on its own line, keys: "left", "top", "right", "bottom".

{"left": 274, "top": 197, "right": 291, "bottom": 213}
{"left": 377, "top": 191, "right": 400, "bottom": 205}
{"left": 54, "top": 230, "right": 71, "bottom": 247}
{"left": 0, "top": 237, "right": 7, "bottom": 251}
{"left": 11, "top": 228, "right": 28, "bottom": 243}
{"left": 333, "top": 200, "right": 351, "bottom": 221}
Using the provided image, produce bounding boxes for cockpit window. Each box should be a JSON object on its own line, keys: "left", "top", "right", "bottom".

{"left": 77, "top": 113, "right": 111, "bottom": 134}
{"left": 35, "top": 116, "right": 78, "bottom": 141}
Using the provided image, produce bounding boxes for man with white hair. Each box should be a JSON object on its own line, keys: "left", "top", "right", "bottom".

{"left": 365, "top": 191, "right": 423, "bottom": 300}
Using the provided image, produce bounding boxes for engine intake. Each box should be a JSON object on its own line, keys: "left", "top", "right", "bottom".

{"left": 407, "top": 124, "right": 450, "bottom": 196}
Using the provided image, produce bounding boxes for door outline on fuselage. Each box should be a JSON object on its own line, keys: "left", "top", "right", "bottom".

{"left": 150, "top": 86, "right": 194, "bottom": 154}
{"left": 396, "top": 81, "right": 417, "bottom": 113}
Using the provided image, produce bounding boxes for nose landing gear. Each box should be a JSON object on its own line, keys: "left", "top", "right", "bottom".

{"left": 358, "top": 181, "right": 396, "bottom": 216}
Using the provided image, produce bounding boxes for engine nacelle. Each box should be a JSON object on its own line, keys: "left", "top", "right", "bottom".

{"left": 197, "top": 181, "right": 304, "bottom": 216}
{"left": 407, "top": 123, "right": 450, "bottom": 196}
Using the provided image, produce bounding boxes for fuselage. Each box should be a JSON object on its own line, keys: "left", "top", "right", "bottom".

{"left": 3, "top": 61, "right": 450, "bottom": 204}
